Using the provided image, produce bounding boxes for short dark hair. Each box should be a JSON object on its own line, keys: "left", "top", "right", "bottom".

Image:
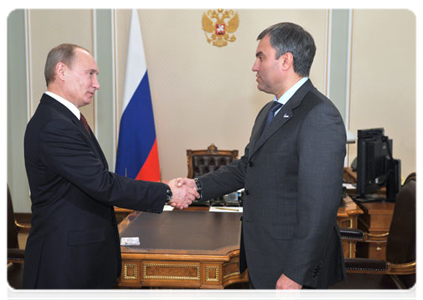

{"left": 44, "top": 43, "right": 90, "bottom": 87}
{"left": 257, "top": 22, "right": 316, "bottom": 77}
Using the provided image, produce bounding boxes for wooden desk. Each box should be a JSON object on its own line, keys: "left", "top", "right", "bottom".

{"left": 114, "top": 207, "right": 133, "bottom": 225}
{"left": 118, "top": 211, "right": 247, "bottom": 289}
{"left": 117, "top": 198, "right": 363, "bottom": 289}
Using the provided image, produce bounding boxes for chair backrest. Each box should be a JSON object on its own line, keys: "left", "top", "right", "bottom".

{"left": 7, "top": 185, "right": 19, "bottom": 249}
{"left": 386, "top": 172, "right": 416, "bottom": 263}
{"left": 186, "top": 144, "right": 238, "bottom": 178}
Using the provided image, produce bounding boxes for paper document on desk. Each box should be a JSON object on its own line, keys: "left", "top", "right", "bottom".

{"left": 209, "top": 207, "right": 243, "bottom": 213}
{"left": 121, "top": 237, "right": 140, "bottom": 246}
{"left": 163, "top": 205, "right": 174, "bottom": 211}
{"left": 343, "top": 183, "right": 356, "bottom": 190}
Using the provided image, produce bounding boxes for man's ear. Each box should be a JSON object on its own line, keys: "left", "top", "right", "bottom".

{"left": 56, "top": 62, "right": 66, "bottom": 81}
{"left": 280, "top": 52, "right": 294, "bottom": 71}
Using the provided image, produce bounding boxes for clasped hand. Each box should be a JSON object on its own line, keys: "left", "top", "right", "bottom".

{"left": 167, "top": 178, "right": 198, "bottom": 210}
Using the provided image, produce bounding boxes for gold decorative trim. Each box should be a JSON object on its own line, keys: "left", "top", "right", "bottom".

{"left": 368, "top": 232, "right": 389, "bottom": 238}
{"left": 223, "top": 271, "right": 240, "bottom": 279}
{"left": 223, "top": 259, "right": 240, "bottom": 279}
{"left": 143, "top": 263, "right": 200, "bottom": 281}
{"left": 205, "top": 266, "right": 220, "bottom": 282}
{"left": 123, "top": 263, "right": 138, "bottom": 280}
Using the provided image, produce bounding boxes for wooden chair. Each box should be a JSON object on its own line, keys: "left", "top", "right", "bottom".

{"left": 7, "top": 185, "right": 30, "bottom": 289}
{"left": 335, "top": 173, "right": 416, "bottom": 289}
{"left": 186, "top": 144, "right": 238, "bottom": 206}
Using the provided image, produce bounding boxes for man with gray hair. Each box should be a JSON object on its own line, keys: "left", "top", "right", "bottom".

{"left": 180, "top": 22, "right": 346, "bottom": 289}
{"left": 23, "top": 43, "right": 198, "bottom": 288}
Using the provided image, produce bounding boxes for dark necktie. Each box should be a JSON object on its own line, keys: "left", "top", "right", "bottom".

{"left": 264, "top": 101, "right": 283, "bottom": 129}
{"left": 80, "top": 113, "right": 91, "bottom": 136}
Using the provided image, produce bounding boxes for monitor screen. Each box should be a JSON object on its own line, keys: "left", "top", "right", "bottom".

{"left": 355, "top": 128, "right": 401, "bottom": 202}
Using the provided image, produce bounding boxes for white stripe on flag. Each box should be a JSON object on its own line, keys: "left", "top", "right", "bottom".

{"left": 122, "top": 9, "right": 148, "bottom": 113}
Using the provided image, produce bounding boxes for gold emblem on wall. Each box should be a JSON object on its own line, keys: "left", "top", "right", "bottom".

{"left": 202, "top": 9, "right": 239, "bottom": 48}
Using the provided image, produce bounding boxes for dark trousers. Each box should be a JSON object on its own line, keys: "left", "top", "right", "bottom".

{"left": 250, "top": 280, "right": 326, "bottom": 300}
{"left": 28, "top": 293, "right": 103, "bottom": 300}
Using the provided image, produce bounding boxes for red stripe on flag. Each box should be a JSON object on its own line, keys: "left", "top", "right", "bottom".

{"left": 135, "top": 139, "right": 161, "bottom": 182}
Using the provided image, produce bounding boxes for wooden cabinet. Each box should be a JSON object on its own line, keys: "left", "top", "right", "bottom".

{"left": 356, "top": 201, "right": 395, "bottom": 260}
{"left": 342, "top": 167, "right": 395, "bottom": 260}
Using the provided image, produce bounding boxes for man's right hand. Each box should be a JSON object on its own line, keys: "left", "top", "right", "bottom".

{"left": 167, "top": 178, "right": 199, "bottom": 209}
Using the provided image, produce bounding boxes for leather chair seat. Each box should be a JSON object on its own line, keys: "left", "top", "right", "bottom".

{"left": 325, "top": 273, "right": 408, "bottom": 300}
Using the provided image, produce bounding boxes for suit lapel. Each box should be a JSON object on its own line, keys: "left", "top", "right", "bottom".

{"left": 90, "top": 131, "right": 109, "bottom": 170}
{"left": 249, "top": 101, "right": 273, "bottom": 155}
{"left": 41, "top": 94, "right": 109, "bottom": 170}
{"left": 41, "top": 94, "right": 90, "bottom": 139}
{"left": 249, "top": 80, "right": 315, "bottom": 159}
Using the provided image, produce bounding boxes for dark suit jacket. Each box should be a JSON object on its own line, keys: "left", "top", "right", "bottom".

{"left": 199, "top": 80, "right": 346, "bottom": 288}
{"left": 23, "top": 94, "right": 167, "bottom": 289}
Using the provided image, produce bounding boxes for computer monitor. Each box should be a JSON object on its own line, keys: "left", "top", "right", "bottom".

{"left": 354, "top": 128, "right": 401, "bottom": 202}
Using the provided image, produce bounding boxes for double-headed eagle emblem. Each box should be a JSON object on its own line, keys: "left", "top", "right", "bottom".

{"left": 202, "top": 9, "right": 240, "bottom": 48}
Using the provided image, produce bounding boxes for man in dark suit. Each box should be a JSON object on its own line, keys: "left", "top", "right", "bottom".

{"left": 23, "top": 43, "right": 198, "bottom": 289}
{"left": 179, "top": 22, "right": 346, "bottom": 289}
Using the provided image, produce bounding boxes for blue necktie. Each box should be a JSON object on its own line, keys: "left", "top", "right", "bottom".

{"left": 264, "top": 101, "right": 283, "bottom": 128}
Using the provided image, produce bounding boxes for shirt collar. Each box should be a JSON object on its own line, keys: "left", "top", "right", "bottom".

{"left": 45, "top": 91, "right": 81, "bottom": 120}
{"left": 274, "top": 77, "right": 309, "bottom": 105}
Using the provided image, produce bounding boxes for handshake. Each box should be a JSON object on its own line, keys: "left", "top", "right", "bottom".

{"left": 166, "top": 178, "right": 199, "bottom": 210}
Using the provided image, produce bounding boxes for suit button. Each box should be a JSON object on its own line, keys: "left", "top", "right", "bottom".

{"left": 245, "top": 190, "right": 250, "bottom": 195}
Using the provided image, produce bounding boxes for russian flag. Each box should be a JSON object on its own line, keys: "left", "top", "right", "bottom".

{"left": 115, "top": 9, "right": 161, "bottom": 181}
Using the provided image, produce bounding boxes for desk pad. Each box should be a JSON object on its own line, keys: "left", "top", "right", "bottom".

{"left": 120, "top": 211, "right": 242, "bottom": 253}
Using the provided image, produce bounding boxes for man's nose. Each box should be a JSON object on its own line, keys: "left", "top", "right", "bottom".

{"left": 252, "top": 60, "right": 259, "bottom": 72}
{"left": 93, "top": 76, "right": 100, "bottom": 90}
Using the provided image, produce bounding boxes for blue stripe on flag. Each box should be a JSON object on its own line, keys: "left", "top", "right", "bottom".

{"left": 115, "top": 72, "right": 156, "bottom": 179}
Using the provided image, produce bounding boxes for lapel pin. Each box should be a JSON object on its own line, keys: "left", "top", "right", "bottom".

{"left": 283, "top": 113, "right": 289, "bottom": 118}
